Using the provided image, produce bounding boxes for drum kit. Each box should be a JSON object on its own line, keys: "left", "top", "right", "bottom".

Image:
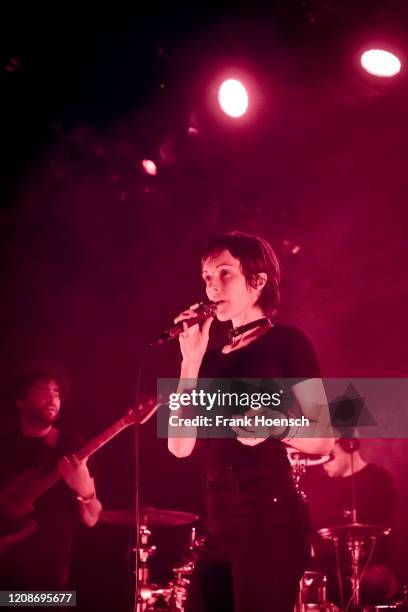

{"left": 100, "top": 505, "right": 202, "bottom": 611}
{"left": 98, "top": 450, "right": 404, "bottom": 612}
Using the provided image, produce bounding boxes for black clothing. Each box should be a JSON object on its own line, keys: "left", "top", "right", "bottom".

{"left": 307, "top": 463, "right": 396, "bottom": 529}
{"left": 199, "top": 324, "right": 321, "bottom": 476}
{"left": 186, "top": 324, "right": 321, "bottom": 612}
{"left": 0, "top": 429, "right": 84, "bottom": 590}
{"left": 187, "top": 469, "right": 311, "bottom": 612}
{"left": 200, "top": 324, "right": 320, "bottom": 381}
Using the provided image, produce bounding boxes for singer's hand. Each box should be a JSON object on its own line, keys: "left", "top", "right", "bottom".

{"left": 174, "top": 304, "right": 215, "bottom": 365}
{"left": 231, "top": 408, "right": 282, "bottom": 447}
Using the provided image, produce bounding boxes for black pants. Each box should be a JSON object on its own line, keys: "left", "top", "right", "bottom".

{"left": 186, "top": 467, "right": 311, "bottom": 612}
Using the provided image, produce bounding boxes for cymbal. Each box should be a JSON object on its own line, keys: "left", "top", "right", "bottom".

{"left": 101, "top": 506, "right": 199, "bottom": 528}
{"left": 286, "top": 448, "right": 330, "bottom": 467}
{"left": 318, "top": 523, "right": 391, "bottom": 541}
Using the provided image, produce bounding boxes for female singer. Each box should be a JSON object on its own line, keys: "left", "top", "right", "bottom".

{"left": 168, "top": 231, "right": 333, "bottom": 612}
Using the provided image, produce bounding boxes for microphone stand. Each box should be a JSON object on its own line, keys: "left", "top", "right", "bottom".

{"left": 132, "top": 347, "right": 154, "bottom": 612}
{"left": 133, "top": 420, "right": 142, "bottom": 612}
{"left": 132, "top": 399, "right": 160, "bottom": 612}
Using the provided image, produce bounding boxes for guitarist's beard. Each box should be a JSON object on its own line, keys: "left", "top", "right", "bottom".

{"left": 24, "top": 404, "right": 59, "bottom": 427}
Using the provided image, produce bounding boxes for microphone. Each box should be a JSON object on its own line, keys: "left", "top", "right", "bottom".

{"left": 339, "top": 438, "right": 360, "bottom": 453}
{"left": 152, "top": 301, "right": 219, "bottom": 346}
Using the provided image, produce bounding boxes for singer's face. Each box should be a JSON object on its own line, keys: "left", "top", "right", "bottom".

{"left": 201, "top": 250, "right": 260, "bottom": 322}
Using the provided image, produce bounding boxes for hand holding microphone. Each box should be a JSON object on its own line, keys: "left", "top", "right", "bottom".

{"left": 152, "top": 301, "right": 218, "bottom": 362}
{"left": 174, "top": 302, "right": 218, "bottom": 365}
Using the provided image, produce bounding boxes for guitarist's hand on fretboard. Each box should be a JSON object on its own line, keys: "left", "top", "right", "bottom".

{"left": 58, "top": 455, "right": 95, "bottom": 498}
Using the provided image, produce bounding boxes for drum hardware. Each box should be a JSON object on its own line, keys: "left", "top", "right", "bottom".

{"left": 295, "top": 571, "right": 339, "bottom": 611}
{"left": 295, "top": 606, "right": 339, "bottom": 611}
{"left": 318, "top": 524, "right": 391, "bottom": 611}
{"left": 391, "top": 585, "right": 408, "bottom": 610}
{"left": 140, "top": 585, "right": 172, "bottom": 609}
{"left": 132, "top": 522, "right": 160, "bottom": 611}
{"left": 165, "top": 571, "right": 191, "bottom": 611}
{"left": 359, "top": 581, "right": 408, "bottom": 611}
{"left": 285, "top": 449, "right": 336, "bottom": 611}
{"left": 102, "top": 510, "right": 201, "bottom": 611}
{"left": 317, "top": 443, "right": 393, "bottom": 611}
{"left": 286, "top": 448, "right": 330, "bottom": 491}
{"left": 348, "top": 534, "right": 375, "bottom": 610}
{"left": 101, "top": 506, "right": 200, "bottom": 609}
{"left": 135, "top": 524, "right": 157, "bottom": 586}
{"left": 301, "top": 571, "right": 328, "bottom": 603}
{"left": 163, "top": 527, "right": 206, "bottom": 612}
{"left": 362, "top": 606, "right": 400, "bottom": 611}
{"left": 288, "top": 444, "right": 397, "bottom": 611}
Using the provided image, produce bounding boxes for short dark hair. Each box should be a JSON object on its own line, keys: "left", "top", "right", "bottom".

{"left": 12, "top": 360, "right": 71, "bottom": 402}
{"left": 202, "top": 231, "right": 281, "bottom": 316}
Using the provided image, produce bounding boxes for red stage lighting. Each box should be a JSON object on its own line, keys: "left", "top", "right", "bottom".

{"left": 360, "top": 49, "right": 401, "bottom": 77}
{"left": 217, "top": 79, "right": 249, "bottom": 118}
{"left": 142, "top": 159, "right": 157, "bottom": 176}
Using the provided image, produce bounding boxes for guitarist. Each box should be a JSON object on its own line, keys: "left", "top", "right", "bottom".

{"left": 0, "top": 361, "right": 102, "bottom": 590}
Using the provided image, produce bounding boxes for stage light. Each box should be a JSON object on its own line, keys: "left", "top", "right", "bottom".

{"left": 360, "top": 49, "right": 401, "bottom": 77}
{"left": 142, "top": 159, "right": 157, "bottom": 176}
{"left": 218, "top": 79, "right": 249, "bottom": 118}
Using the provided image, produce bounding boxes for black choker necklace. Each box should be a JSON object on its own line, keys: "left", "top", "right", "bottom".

{"left": 228, "top": 317, "right": 271, "bottom": 344}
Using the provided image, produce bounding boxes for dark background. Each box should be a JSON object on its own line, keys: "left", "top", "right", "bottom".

{"left": 1, "top": 1, "right": 408, "bottom": 609}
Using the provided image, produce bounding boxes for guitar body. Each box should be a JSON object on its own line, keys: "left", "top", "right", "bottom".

{"left": 0, "top": 469, "right": 39, "bottom": 520}
{"left": 0, "top": 517, "right": 38, "bottom": 556}
{"left": 0, "top": 469, "right": 41, "bottom": 557}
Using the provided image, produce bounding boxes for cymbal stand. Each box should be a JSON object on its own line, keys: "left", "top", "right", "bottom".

{"left": 347, "top": 533, "right": 365, "bottom": 608}
{"left": 350, "top": 451, "right": 358, "bottom": 525}
{"left": 290, "top": 454, "right": 307, "bottom": 495}
{"left": 345, "top": 535, "right": 377, "bottom": 612}
{"left": 348, "top": 448, "right": 361, "bottom": 608}
{"left": 134, "top": 422, "right": 142, "bottom": 612}
{"left": 344, "top": 445, "right": 374, "bottom": 611}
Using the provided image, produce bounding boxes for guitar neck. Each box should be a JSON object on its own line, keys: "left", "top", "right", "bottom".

{"left": 36, "top": 413, "right": 134, "bottom": 498}
{"left": 76, "top": 415, "right": 133, "bottom": 461}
